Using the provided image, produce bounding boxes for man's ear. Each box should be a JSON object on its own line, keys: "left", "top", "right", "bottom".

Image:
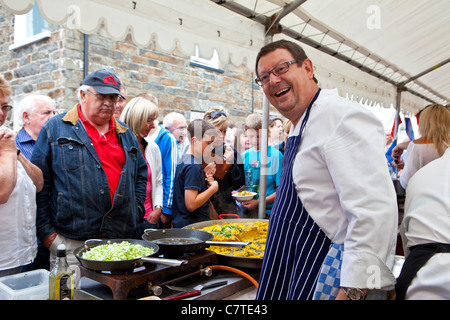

{"left": 22, "top": 112, "right": 30, "bottom": 124}
{"left": 80, "top": 89, "right": 88, "bottom": 102}
{"left": 302, "top": 58, "right": 315, "bottom": 81}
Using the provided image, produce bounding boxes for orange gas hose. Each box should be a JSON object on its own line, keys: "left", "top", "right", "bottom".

{"left": 209, "top": 265, "right": 259, "bottom": 288}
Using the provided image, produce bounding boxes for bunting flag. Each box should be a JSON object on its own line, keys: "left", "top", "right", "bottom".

{"left": 391, "top": 115, "right": 402, "bottom": 138}
{"left": 386, "top": 138, "right": 397, "bottom": 170}
{"left": 404, "top": 117, "right": 415, "bottom": 141}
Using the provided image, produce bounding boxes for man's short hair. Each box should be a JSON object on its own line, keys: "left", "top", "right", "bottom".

{"left": 245, "top": 113, "right": 262, "bottom": 131}
{"left": 255, "top": 39, "right": 318, "bottom": 83}
{"left": 188, "top": 119, "right": 216, "bottom": 141}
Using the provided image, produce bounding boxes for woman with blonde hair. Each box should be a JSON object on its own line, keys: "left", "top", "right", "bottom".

{"left": 120, "top": 96, "right": 163, "bottom": 235}
{"left": 399, "top": 104, "right": 450, "bottom": 188}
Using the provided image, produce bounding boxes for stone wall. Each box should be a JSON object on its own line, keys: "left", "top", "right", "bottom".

{"left": 0, "top": 5, "right": 269, "bottom": 130}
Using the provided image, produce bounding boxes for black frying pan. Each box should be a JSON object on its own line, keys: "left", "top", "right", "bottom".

{"left": 74, "top": 239, "right": 187, "bottom": 272}
{"left": 142, "top": 228, "right": 250, "bottom": 255}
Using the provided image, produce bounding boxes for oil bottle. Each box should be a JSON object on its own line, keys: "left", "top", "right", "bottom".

{"left": 49, "top": 244, "right": 74, "bottom": 300}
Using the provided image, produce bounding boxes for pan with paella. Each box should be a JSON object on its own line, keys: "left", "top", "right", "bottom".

{"left": 183, "top": 219, "right": 268, "bottom": 269}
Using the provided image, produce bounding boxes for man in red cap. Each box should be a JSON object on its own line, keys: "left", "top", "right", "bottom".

{"left": 31, "top": 69, "right": 147, "bottom": 269}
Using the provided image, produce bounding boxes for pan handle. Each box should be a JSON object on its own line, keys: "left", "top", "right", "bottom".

{"left": 204, "top": 241, "right": 251, "bottom": 247}
{"left": 84, "top": 239, "right": 104, "bottom": 245}
{"left": 218, "top": 214, "right": 240, "bottom": 219}
{"left": 141, "top": 257, "right": 188, "bottom": 267}
{"left": 162, "top": 290, "right": 201, "bottom": 300}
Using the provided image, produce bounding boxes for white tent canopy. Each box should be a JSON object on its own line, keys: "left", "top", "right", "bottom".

{"left": 1, "top": 0, "right": 265, "bottom": 68}
{"left": 2, "top": 0, "right": 449, "bottom": 114}
{"left": 213, "top": 0, "right": 450, "bottom": 113}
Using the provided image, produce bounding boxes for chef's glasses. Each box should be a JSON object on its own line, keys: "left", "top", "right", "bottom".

{"left": 255, "top": 60, "right": 297, "bottom": 86}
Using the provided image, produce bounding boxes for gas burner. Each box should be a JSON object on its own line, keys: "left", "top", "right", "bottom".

{"left": 79, "top": 251, "right": 218, "bottom": 300}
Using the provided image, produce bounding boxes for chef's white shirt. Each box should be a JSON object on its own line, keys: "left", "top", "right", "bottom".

{"left": 291, "top": 89, "right": 398, "bottom": 290}
{"left": 400, "top": 148, "right": 450, "bottom": 299}
{"left": 0, "top": 160, "right": 37, "bottom": 270}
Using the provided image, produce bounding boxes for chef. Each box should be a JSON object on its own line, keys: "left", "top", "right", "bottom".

{"left": 254, "top": 40, "right": 398, "bottom": 300}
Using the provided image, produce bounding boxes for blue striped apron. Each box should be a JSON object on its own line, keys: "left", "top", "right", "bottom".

{"left": 256, "top": 89, "right": 334, "bottom": 300}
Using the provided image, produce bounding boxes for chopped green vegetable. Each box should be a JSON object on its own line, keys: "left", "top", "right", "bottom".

{"left": 82, "top": 241, "right": 154, "bottom": 261}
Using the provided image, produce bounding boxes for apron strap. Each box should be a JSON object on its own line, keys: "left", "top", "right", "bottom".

{"left": 395, "top": 242, "right": 450, "bottom": 300}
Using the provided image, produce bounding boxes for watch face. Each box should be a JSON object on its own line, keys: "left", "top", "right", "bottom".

{"left": 349, "top": 290, "right": 362, "bottom": 300}
{"left": 345, "top": 288, "right": 364, "bottom": 300}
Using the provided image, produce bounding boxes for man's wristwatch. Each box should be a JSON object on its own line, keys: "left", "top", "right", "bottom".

{"left": 154, "top": 205, "right": 163, "bottom": 210}
{"left": 342, "top": 287, "right": 367, "bottom": 300}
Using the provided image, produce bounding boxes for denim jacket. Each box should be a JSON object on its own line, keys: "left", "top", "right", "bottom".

{"left": 31, "top": 104, "right": 147, "bottom": 241}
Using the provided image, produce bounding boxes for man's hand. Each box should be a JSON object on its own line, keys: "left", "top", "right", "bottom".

{"left": 240, "top": 199, "right": 258, "bottom": 211}
{"left": 146, "top": 208, "right": 162, "bottom": 225}
{"left": 43, "top": 232, "right": 58, "bottom": 249}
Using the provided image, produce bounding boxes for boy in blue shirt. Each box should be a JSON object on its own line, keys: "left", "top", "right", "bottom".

{"left": 172, "top": 119, "right": 219, "bottom": 228}
{"left": 241, "top": 113, "right": 283, "bottom": 218}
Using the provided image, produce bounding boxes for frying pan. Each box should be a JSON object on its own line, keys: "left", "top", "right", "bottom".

{"left": 184, "top": 219, "right": 267, "bottom": 269}
{"left": 74, "top": 239, "right": 187, "bottom": 272}
{"left": 141, "top": 228, "right": 250, "bottom": 255}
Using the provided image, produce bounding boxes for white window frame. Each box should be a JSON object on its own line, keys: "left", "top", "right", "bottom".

{"left": 9, "top": 3, "right": 51, "bottom": 50}
{"left": 190, "top": 45, "right": 223, "bottom": 73}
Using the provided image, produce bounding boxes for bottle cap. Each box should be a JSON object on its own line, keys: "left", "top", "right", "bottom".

{"left": 56, "top": 243, "right": 67, "bottom": 257}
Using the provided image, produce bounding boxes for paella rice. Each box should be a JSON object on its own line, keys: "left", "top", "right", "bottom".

{"left": 198, "top": 221, "right": 268, "bottom": 258}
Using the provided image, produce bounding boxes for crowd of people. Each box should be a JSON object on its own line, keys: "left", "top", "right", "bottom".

{"left": 0, "top": 39, "right": 448, "bottom": 300}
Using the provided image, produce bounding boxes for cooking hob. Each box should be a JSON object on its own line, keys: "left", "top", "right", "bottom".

{"left": 77, "top": 251, "right": 219, "bottom": 300}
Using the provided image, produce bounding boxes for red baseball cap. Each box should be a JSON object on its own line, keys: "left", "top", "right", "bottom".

{"left": 82, "top": 69, "right": 124, "bottom": 98}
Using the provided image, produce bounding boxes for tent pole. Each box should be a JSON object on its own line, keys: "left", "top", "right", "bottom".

{"left": 258, "top": 35, "right": 273, "bottom": 219}
{"left": 394, "top": 86, "right": 403, "bottom": 141}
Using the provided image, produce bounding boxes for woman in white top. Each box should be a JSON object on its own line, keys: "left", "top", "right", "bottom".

{"left": 0, "top": 76, "right": 43, "bottom": 276}
{"left": 400, "top": 104, "right": 450, "bottom": 189}
{"left": 120, "top": 96, "right": 163, "bottom": 235}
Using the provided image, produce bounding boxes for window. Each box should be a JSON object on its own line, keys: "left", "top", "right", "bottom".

{"left": 9, "top": 1, "right": 51, "bottom": 50}
{"left": 190, "top": 45, "right": 223, "bottom": 73}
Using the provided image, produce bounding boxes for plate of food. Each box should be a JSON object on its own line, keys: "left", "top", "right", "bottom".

{"left": 232, "top": 190, "right": 257, "bottom": 201}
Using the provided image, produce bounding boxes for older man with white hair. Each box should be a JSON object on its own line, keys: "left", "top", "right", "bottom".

{"left": 163, "top": 112, "right": 189, "bottom": 161}
{"left": 16, "top": 94, "right": 56, "bottom": 160}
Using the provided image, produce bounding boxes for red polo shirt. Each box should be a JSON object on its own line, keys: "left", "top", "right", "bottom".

{"left": 78, "top": 104, "right": 125, "bottom": 204}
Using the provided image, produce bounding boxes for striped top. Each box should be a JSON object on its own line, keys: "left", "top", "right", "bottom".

{"left": 16, "top": 127, "right": 35, "bottom": 160}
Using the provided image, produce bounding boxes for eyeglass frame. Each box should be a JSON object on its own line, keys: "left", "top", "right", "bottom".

{"left": 1, "top": 104, "right": 13, "bottom": 113}
{"left": 173, "top": 125, "right": 188, "bottom": 131}
{"left": 255, "top": 60, "right": 298, "bottom": 86}
{"left": 86, "top": 89, "right": 120, "bottom": 103}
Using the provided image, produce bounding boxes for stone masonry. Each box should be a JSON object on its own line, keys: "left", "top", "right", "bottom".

{"left": 0, "top": 5, "right": 272, "bottom": 130}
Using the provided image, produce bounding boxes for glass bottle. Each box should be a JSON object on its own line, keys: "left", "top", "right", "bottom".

{"left": 49, "top": 244, "right": 74, "bottom": 300}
